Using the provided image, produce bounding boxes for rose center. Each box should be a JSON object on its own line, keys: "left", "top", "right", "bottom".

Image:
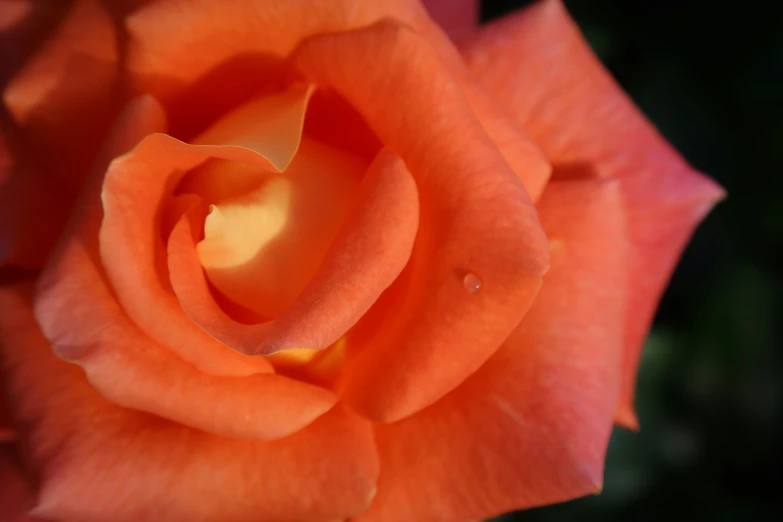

{"left": 179, "top": 87, "right": 365, "bottom": 319}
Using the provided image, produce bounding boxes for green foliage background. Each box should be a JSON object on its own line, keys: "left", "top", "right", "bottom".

{"left": 480, "top": 1, "right": 782, "bottom": 520}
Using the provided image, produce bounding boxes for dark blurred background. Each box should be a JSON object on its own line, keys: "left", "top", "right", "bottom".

{"left": 481, "top": 1, "right": 782, "bottom": 521}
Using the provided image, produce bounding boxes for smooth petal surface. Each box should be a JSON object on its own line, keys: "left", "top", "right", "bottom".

{"left": 412, "top": 7, "right": 554, "bottom": 200}
{"left": 357, "top": 179, "right": 628, "bottom": 522}
{"left": 126, "top": 0, "right": 551, "bottom": 198}
{"left": 99, "top": 85, "right": 314, "bottom": 375}
{"left": 0, "top": 284, "right": 379, "bottom": 522}
{"left": 127, "top": 0, "right": 420, "bottom": 100}
{"left": 294, "top": 21, "right": 550, "bottom": 422}
{"left": 422, "top": 0, "right": 479, "bottom": 37}
{"left": 460, "top": 0, "right": 725, "bottom": 426}
{"left": 260, "top": 150, "right": 418, "bottom": 353}
{"left": 170, "top": 149, "right": 418, "bottom": 355}
{"left": 196, "top": 137, "right": 363, "bottom": 319}
{"left": 35, "top": 96, "right": 333, "bottom": 440}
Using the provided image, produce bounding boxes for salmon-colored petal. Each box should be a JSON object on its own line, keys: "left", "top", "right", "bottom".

{"left": 3, "top": 0, "right": 119, "bottom": 192}
{"left": 262, "top": 150, "right": 418, "bottom": 353}
{"left": 190, "top": 83, "right": 314, "bottom": 166}
{"left": 303, "top": 88, "right": 383, "bottom": 162}
{"left": 0, "top": 444, "right": 39, "bottom": 522}
{"left": 35, "top": 96, "right": 334, "bottom": 440}
{"left": 196, "top": 137, "right": 363, "bottom": 319}
{"left": 99, "top": 86, "right": 315, "bottom": 376}
{"left": 170, "top": 149, "right": 418, "bottom": 356}
{"left": 465, "top": 94, "right": 552, "bottom": 201}
{"left": 357, "top": 179, "right": 628, "bottom": 521}
{"left": 168, "top": 203, "right": 273, "bottom": 349}
{"left": 126, "top": 0, "right": 415, "bottom": 100}
{"left": 459, "top": 0, "right": 725, "bottom": 427}
{"left": 401, "top": 6, "right": 552, "bottom": 201}
{"left": 126, "top": 0, "right": 551, "bottom": 198}
{"left": 422, "top": 0, "right": 479, "bottom": 37}
{"left": 0, "top": 284, "right": 379, "bottom": 522}
{"left": 293, "top": 21, "right": 550, "bottom": 422}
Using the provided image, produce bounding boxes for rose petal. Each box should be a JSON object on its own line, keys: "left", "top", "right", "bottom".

{"left": 126, "top": 0, "right": 421, "bottom": 139}
{"left": 293, "top": 21, "right": 550, "bottom": 422}
{"left": 422, "top": 0, "right": 479, "bottom": 37}
{"left": 127, "top": 0, "right": 419, "bottom": 100}
{"left": 169, "top": 149, "right": 418, "bottom": 355}
{"left": 261, "top": 150, "right": 418, "bottom": 353}
{"left": 195, "top": 137, "right": 364, "bottom": 319}
{"left": 459, "top": 0, "right": 725, "bottom": 426}
{"left": 3, "top": 0, "right": 118, "bottom": 191}
{"left": 35, "top": 96, "right": 334, "bottom": 440}
{"left": 357, "top": 179, "right": 628, "bottom": 521}
{"left": 0, "top": 0, "right": 122, "bottom": 270}
{"left": 90, "top": 96, "right": 272, "bottom": 376}
{"left": 99, "top": 85, "right": 314, "bottom": 375}
{"left": 0, "top": 284, "right": 379, "bottom": 522}
{"left": 0, "top": 0, "right": 67, "bottom": 86}
{"left": 0, "top": 1, "right": 32, "bottom": 32}
{"left": 0, "top": 444, "right": 39, "bottom": 522}
{"left": 126, "top": 0, "right": 551, "bottom": 198}
{"left": 302, "top": 88, "right": 383, "bottom": 162}
{"left": 403, "top": 6, "right": 553, "bottom": 201}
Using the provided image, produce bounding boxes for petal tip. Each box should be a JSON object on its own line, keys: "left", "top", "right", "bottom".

{"left": 615, "top": 404, "right": 640, "bottom": 431}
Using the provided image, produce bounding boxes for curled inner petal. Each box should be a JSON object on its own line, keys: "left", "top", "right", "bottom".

{"left": 98, "top": 84, "right": 314, "bottom": 374}
{"left": 193, "top": 137, "right": 364, "bottom": 318}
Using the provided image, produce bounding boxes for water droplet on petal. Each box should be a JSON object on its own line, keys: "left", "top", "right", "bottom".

{"left": 463, "top": 272, "right": 482, "bottom": 293}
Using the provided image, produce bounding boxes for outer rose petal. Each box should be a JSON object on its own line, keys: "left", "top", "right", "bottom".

{"left": 169, "top": 149, "right": 419, "bottom": 355}
{"left": 3, "top": 0, "right": 118, "bottom": 191}
{"left": 293, "top": 21, "right": 550, "bottom": 422}
{"left": 422, "top": 0, "right": 479, "bottom": 37}
{"left": 127, "top": 0, "right": 421, "bottom": 99}
{"left": 459, "top": 0, "right": 725, "bottom": 426}
{"left": 357, "top": 179, "right": 628, "bottom": 522}
{"left": 126, "top": 0, "right": 551, "bottom": 199}
{"left": 0, "top": 445, "right": 40, "bottom": 522}
{"left": 35, "top": 96, "right": 334, "bottom": 440}
{"left": 0, "top": 284, "right": 380, "bottom": 522}
{"left": 48, "top": 92, "right": 271, "bottom": 377}
{"left": 0, "top": 0, "right": 121, "bottom": 269}
{"left": 0, "top": 0, "right": 67, "bottom": 87}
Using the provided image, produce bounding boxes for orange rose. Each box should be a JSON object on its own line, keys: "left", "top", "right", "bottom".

{"left": 0, "top": 0, "right": 723, "bottom": 520}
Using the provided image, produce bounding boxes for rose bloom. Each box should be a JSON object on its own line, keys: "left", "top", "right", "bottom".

{"left": 0, "top": 0, "right": 723, "bottom": 521}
